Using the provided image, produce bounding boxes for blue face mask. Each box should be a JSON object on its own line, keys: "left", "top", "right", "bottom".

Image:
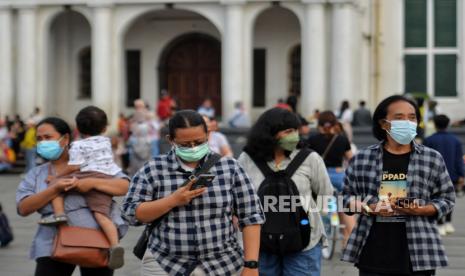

{"left": 385, "top": 120, "right": 417, "bottom": 145}
{"left": 37, "top": 138, "right": 64, "bottom": 161}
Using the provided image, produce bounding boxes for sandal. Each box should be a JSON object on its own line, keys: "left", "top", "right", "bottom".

{"left": 38, "top": 214, "right": 68, "bottom": 225}
{"left": 108, "top": 246, "right": 125, "bottom": 270}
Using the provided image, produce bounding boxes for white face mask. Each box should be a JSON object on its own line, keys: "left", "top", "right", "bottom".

{"left": 385, "top": 120, "right": 417, "bottom": 145}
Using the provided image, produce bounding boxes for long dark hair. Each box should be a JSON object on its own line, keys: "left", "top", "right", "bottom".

{"left": 168, "top": 110, "right": 208, "bottom": 138}
{"left": 338, "top": 100, "right": 350, "bottom": 119}
{"left": 37, "top": 117, "right": 72, "bottom": 141}
{"left": 372, "top": 95, "right": 421, "bottom": 141}
{"left": 244, "top": 108, "right": 300, "bottom": 161}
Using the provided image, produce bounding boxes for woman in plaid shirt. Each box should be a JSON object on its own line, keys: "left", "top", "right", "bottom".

{"left": 341, "top": 95, "right": 455, "bottom": 276}
{"left": 122, "top": 110, "right": 265, "bottom": 276}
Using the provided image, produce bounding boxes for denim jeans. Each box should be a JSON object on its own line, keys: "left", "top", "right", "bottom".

{"left": 327, "top": 167, "right": 344, "bottom": 192}
{"left": 259, "top": 242, "right": 322, "bottom": 276}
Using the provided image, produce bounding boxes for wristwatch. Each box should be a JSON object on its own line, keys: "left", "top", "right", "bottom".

{"left": 243, "top": 260, "right": 259, "bottom": 269}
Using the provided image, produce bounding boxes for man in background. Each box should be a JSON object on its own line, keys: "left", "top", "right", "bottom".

{"left": 424, "top": 114, "right": 464, "bottom": 235}
{"left": 352, "top": 100, "right": 372, "bottom": 127}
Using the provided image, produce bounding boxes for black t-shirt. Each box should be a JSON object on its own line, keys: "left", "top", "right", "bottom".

{"left": 357, "top": 149, "right": 411, "bottom": 274}
{"left": 306, "top": 133, "right": 351, "bottom": 167}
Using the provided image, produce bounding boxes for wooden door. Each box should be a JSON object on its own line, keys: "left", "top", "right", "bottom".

{"left": 160, "top": 34, "right": 221, "bottom": 115}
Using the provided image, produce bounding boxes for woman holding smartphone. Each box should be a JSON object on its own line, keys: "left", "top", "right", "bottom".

{"left": 122, "top": 110, "right": 265, "bottom": 276}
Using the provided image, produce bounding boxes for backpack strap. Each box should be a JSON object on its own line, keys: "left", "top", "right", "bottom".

{"left": 285, "top": 148, "right": 313, "bottom": 177}
{"left": 249, "top": 154, "right": 275, "bottom": 177}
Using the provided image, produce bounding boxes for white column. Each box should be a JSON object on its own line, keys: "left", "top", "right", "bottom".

{"left": 221, "top": 1, "right": 245, "bottom": 121}
{"left": 242, "top": 12, "right": 253, "bottom": 120}
{"left": 301, "top": 0, "right": 326, "bottom": 116}
{"left": 0, "top": 7, "right": 14, "bottom": 117}
{"left": 329, "top": 0, "right": 356, "bottom": 110}
{"left": 111, "top": 34, "right": 123, "bottom": 132}
{"left": 17, "top": 7, "right": 37, "bottom": 119}
{"left": 92, "top": 4, "right": 113, "bottom": 121}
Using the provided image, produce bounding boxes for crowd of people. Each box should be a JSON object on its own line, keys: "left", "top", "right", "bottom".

{"left": 0, "top": 108, "right": 44, "bottom": 173}
{"left": 0, "top": 93, "right": 463, "bottom": 276}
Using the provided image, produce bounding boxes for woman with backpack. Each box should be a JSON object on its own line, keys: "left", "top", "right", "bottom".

{"left": 238, "top": 108, "right": 333, "bottom": 276}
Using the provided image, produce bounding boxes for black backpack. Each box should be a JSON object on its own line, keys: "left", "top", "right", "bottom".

{"left": 0, "top": 204, "right": 13, "bottom": 247}
{"left": 251, "top": 149, "right": 312, "bottom": 256}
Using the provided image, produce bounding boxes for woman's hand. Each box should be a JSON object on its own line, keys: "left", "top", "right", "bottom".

{"left": 18, "top": 177, "right": 77, "bottom": 217}
{"left": 50, "top": 177, "right": 78, "bottom": 193}
{"left": 135, "top": 180, "right": 206, "bottom": 223}
{"left": 169, "top": 180, "right": 206, "bottom": 207}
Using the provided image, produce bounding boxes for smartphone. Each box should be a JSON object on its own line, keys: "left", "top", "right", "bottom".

{"left": 395, "top": 197, "right": 417, "bottom": 208}
{"left": 191, "top": 174, "right": 215, "bottom": 190}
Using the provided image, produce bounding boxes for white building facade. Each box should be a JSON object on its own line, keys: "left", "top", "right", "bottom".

{"left": 0, "top": 0, "right": 464, "bottom": 126}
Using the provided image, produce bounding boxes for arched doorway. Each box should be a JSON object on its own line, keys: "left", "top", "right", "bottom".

{"left": 48, "top": 9, "right": 91, "bottom": 119}
{"left": 253, "top": 6, "right": 300, "bottom": 108}
{"left": 159, "top": 33, "right": 221, "bottom": 114}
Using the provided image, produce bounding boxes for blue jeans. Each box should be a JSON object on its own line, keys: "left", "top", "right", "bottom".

{"left": 259, "top": 242, "right": 322, "bottom": 276}
{"left": 327, "top": 167, "right": 344, "bottom": 192}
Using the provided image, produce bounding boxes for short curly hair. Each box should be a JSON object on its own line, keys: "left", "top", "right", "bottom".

{"left": 244, "top": 107, "right": 301, "bottom": 161}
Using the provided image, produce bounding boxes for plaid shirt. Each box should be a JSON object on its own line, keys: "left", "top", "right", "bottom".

{"left": 341, "top": 142, "right": 455, "bottom": 271}
{"left": 122, "top": 151, "right": 265, "bottom": 276}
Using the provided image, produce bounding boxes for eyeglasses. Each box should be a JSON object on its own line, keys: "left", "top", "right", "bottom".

{"left": 174, "top": 140, "right": 208, "bottom": 148}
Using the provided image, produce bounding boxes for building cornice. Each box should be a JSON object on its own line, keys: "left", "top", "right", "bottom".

{"left": 0, "top": 0, "right": 331, "bottom": 7}
{"left": 327, "top": 0, "right": 356, "bottom": 4}
{"left": 87, "top": 0, "right": 114, "bottom": 8}
{"left": 301, "top": 0, "right": 327, "bottom": 4}
{"left": 220, "top": 0, "right": 246, "bottom": 5}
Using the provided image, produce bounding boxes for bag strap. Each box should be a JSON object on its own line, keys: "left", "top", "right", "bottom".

{"left": 193, "top": 153, "right": 222, "bottom": 176}
{"left": 145, "top": 153, "right": 222, "bottom": 232}
{"left": 321, "top": 135, "right": 338, "bottom": 161}
{"left": 285, "top": 148, "right": 312, "bottom": 177}
{"left": 249, "top": 155, "right": 275, "bottom": 177}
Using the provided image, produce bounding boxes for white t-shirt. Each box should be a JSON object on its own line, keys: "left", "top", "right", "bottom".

{"left": 337, "top": 109, "right": 353, "bottom": 124}
{"left": 208, "top": 132, "right": 230, "bottom": 155}
{"left": 69, "top": 136, "right": 122, "bottom": 176}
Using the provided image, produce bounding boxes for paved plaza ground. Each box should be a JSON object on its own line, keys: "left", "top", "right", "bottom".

{"left": 1, "top": 174, "right": 464, "bottom": 276}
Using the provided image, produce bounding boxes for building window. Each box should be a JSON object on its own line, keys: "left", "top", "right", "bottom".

{"left": 289, "top": 45, "right": 301, "bottom": 96}
{"left": 126, "top": 50, "right": 141, "bottom": 107}
{"left": 78, "top": 47, "right": 91, "bottom": 99}
{"left": 404, "top": 0, "right": 458, "bottom": 97}
{"left": 253, "top": 49, "right": 266, "bottom": 107}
